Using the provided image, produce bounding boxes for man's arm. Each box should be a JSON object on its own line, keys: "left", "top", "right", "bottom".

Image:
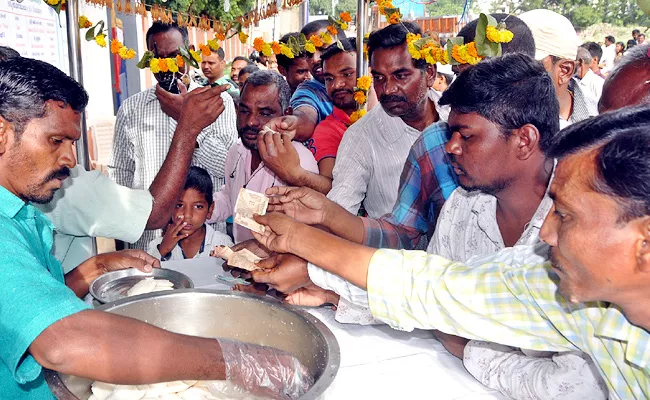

{"left": 291, "top": 107, "right": 319, "bottom": 142}
{"left": 146, "top": 85, "right": 229, "bottom": 229}
{"left": 189, "top": 93, "right": 237, "bottom": 181}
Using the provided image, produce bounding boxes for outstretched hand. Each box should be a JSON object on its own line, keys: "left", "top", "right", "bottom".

{"left": 251, "top": 212, "right": 302, "bottom": 254}
{"left": 265, "top": 186, "right": 330, "bottom": 225}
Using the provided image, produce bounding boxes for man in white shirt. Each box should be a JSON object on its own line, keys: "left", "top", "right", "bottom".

{"left": 576, "top": 47, "right": 604, "bottom": 102}
{"left": 327, "top": 21, "right": 446, "bottom": 219}
{"left": 108, "top": 22, "right": 237, "bottom": 249}
{"left": 600, "top": 35, "right": 617, "bottom": 74}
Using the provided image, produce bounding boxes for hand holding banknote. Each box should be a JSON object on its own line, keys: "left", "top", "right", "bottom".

{"left": 234, "top": 188, "right": 269, "bottom": 234}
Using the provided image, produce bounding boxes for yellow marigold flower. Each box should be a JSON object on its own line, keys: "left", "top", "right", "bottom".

{"left": 304, "top": 41, "right": 316, "bottom": 54}
{"left": 280, "top": 44, "right": 295, "bottom": 58}
{"left": 499, "top": 29, "right": 514, "bottom": 43}
{"left": 207, "top": 39, "right": 220, "bottom": 51}
{"left": 340, "top": 11, "right": 352, "bottom": 22}
{"left": 216, "top": 33, "right": 226, "bottom": 41}
{"left": 310, "top": 34, "right": 323, "bottom": 48}
{"left": 110, "top": 38, "right": 122, "bottom": 54}
{"left": 168, "top": 59, "right": 179, "bottom": 73}
{"left": 442, "top": 51, "right": 449, "bottom": 64}
{"left": 238, "top": 31, "right": 249, "bottom": 44}
{"left": 353, "top": 90, "right": 367, "bottom": 105}
{"left": 408, "top": 43, "right": 421, "bottom": 60}
{"left": 118, "top": 46, "right": 128, "bottom": 59}
{"left": 261, "top": 43, "right": 272, "bottom": 57}
{"left": 356, "top": 75, "right": 372, "bottom": 91}
{"left": 272, "top": 41, "right": 282, "bottom": 55}
{"left": 321, "top": 32, "right": 333, "bottom": 45}
{"left": 189, "top": 49, "right": 202, "bottom": 64}
{"left": 388, "top": 12, "right": 400, "bottom": 24}
{"left": 349, "top": 108, "right": 367, "bottom": 123}
{"left": 78, "top": 15, "right": 92, "bottom": 29}
{"left": 341, "top": 22, "right": 348, "bottom": 30}
{"left": 467, "top": 41, "right": 479, "bottom": 58}
{"left": 199, "top": 44, "right": 211, "bottom": 57}
{"left": 327, "top": 25, "right": 338, "bottom": 36}
{"left": 150, "top": 58, "right": 160, "bottom": 73}
{"left": 406, "top": 33, "right": 421, "bottom": 44}
{"left": 158, "top": 58, "right": 169, "bottom": 73}
{"left": 94, "top": 34, "right": 107, "bottom": 48}
{"left": 46, "top": 0, "right": 59, "bottom": 6}
{"left": 176, "top": 54, "right": 185, "bottom": 68}
{"left": 424, "top": 49, "right": 435, "bottom": 65}
{"left": 253, "top": 37, "right": 266, "bottom": 52}
{"left": 124, "top": 48, "right": 136, "bottom": 60}
{"left": 486, "top": 26, "right": 514, "bottom": 44}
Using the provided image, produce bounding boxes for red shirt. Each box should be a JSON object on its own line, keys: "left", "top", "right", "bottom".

{"left": 308, "top": 107, "right": 351, "bottom": 163}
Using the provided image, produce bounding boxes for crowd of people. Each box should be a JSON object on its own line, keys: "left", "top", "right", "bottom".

{"left": 0, "top": 7, "right": 649, "bottom": 400}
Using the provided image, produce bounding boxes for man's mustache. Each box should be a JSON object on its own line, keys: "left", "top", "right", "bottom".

{"left": 380, "top": 94, "right": 408, "bottom": 103}
{"left": 331, "top": 89, "right": 353, "bottom": 97}
{"left": 239, "top": 128, "right": 259, "bottom": 136}
{"left": 44, "top": 167, "right": 71, "bottom": 183}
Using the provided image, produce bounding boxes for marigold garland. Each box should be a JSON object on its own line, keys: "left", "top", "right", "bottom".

{"left": 350, "top": 75, "right": 372, "bottom": 124}
{"left": 80, "top": 16, "right": 136, "bottom": 60}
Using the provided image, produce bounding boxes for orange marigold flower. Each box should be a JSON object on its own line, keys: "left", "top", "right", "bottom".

{"left": 310, "top": 34, "right": 323, "bottom": 48}
{"left": 327, "top": 25, "right": 338, "bottom": 36}
{"left": 176, "top": 54, "right": 185, "bottom": 69}
{"left": 451, "top": 45, "right": 463, "bottom": 64}
{"left": 199, "top": 43, "right": 211, "bottom": 57}
{"left": 340, "top": 11, "right": 352, "bottom": 22}
{"left": 388, "top": 12, "right": 400, "bottom": 25}
{"left": 110, "top": 38, "right": 122, "bottom": 54}
{"left": 467, "top": 41, "right": 479, "bottom": 58}
{"left": 253, "top": 37, "right": 266, "bottom": 52}
{"left": 353, "top": 91, "right": 367, "bottom": 105}
{"left": 216, "top": 32, "right": 226, "bottom": 41}
{"left": 271, "top": 41, "right": 282, "bottom": 55}
{"left": 158, "top": 58, "right": 169, "bottom": 73}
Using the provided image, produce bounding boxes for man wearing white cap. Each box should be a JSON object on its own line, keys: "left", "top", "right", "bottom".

{"left": 519, "top": 9, "right": 598, "bottom": 129}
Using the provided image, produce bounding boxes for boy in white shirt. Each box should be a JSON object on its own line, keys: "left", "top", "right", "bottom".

{"left": 148, "top": 167, "right": 232, "bottom": 260}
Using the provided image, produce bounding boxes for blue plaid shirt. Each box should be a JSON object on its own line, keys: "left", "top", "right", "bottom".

{"left": 362, "top": 122, "right": 458, "bottom": 249}
{"left": 290, "top": 79, "right": 333, "bottom": 125}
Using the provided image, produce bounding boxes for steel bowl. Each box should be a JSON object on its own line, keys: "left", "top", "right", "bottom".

{"left": 89, "top": 268, "right": 194, "bottom": 303}
{"left": 45, "top": 289, "right": 340, "bottom": 399}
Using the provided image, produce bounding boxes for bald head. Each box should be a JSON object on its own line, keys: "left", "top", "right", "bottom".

{"left": 599, "top": 44, "right": 650, "bottom": 113}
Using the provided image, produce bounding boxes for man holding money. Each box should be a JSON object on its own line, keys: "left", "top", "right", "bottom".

{"left": 207, "top": 71, "right": 318, "bottom": 243}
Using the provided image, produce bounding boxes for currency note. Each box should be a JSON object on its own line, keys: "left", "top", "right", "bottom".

{"left": 212, "top": 245, "right": 234, "bottom": 260}
{"left": 228, "top": 249, "right": 263, "bottom": 271}
{"left": 234, "top": 188, "right": 269, "bottom": 234}
{"left": 217, "top": 275, "right": 252, "bottom": 286}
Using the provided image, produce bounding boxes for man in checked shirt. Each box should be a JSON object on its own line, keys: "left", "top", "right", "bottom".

{"left": 108, "top": 22, "right": 237, "bottom": 250}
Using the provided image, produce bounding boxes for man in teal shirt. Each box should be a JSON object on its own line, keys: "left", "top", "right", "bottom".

{"left": 0, "top": 57, "right": 311, "bottom": 398}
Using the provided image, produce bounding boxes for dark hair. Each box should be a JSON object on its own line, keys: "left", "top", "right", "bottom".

{"left": 457, "top": 14, "right": 535, "bottom": 57}
{"left": 241, "top": 70, "right": 291, "bottom": 112}
{"left": 184, "top": 166, "right": 213, "bottom": 207}
{"left": 581, "top": 42, "right": 603, "bottom": 62}
{"left": 321, "top": 37, "right": 357, "bottom": 62}
{"left": 605, "top": 35, "right": 615, "bottom": 44}
{"left": 439, "top": 53, "right": 559, "bottom": 151}
{"left": 146, "top": 22, "right": 189, "bottom": 50}
{"left": 627, "top": 39, "right": 637, "bottom": 49}
{"left": 0, "top": 46, "right": 20, "bottom": 62}
{"left": 277, "top": 32, "right": 306, "bottom": 70}
{"left": 239, "top": 64, "right": 260, "bottom": 81}
{"left": 0, "top": 57, "right": 88, "bottom": 137}
{"left": 232, "top": 56, "right": 251, "bottom": 64}
{"left": 633, "top": 29, "right": 641, "bottom": 35}
{"left": 214, "top": 47, "right": 225, "bottom": 60}
{"left": 368, "top": 21, "right": 426, "bottom": 69}
{"left": 301, "top": 19, "right": 346, "bottom": 40}
{"left": 547, "top": 105, "right": 650, "bottom": 222}
{"left": 639, "top": 33, "right": 646, "bottom": 39}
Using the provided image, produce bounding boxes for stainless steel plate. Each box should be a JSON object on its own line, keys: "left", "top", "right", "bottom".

{"left": 89, "top": 268, "right": 194, "bottom": 303}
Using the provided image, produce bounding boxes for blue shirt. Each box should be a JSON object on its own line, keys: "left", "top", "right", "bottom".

{"left": 0, "top": 186, "right": 90, "bottom": 399}
{"left": 290, "top": 79, "right": 333, "bottom": 124}
{"left": 362, "top": 122, "right": 458, "bottom": 249}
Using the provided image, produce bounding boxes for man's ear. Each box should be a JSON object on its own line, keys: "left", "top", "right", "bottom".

{"left": 284, "top": 106, "right": 293, "bottom": 116}
{"left": 0, "top": 116, "right": 14, "bottom": 155}
{"left": 636, "top": 217, "right": 650, "bottom": 274}
{"left": 277, "top": 65, "right": 287, "bottom": 76}
{"left": 425, "top": 64, "right": 436, "bottom": 87}
{"left": 557, "top": 59, "right": 576, "bottom": 86}
{"left": 512, "top": 124, "right": 541, "bottom": 161}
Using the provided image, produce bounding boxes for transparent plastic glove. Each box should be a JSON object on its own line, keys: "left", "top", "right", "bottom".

{"left": 217, "top": 338, "right": 314, "bottom": 400}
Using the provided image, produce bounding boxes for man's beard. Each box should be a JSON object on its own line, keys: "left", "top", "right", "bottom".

{"left": 25, "top": 167, "right": 71, "bottom": 204}
{"left": 449, "top": 155, "right": 510, "bottom": 195}
{"left": 239, "top": 127, "right": 259, "bottom": 151}
{"left": 331, "top": 89, "right": 356, "bottom": 111}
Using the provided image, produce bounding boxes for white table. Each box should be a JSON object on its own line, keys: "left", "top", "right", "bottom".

{"left": 162, "top": 258, "right": 507, "bottom": 400}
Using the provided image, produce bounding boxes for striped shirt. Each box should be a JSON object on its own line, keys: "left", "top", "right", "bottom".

{"left": 367, "top": 243, "right": 650, "bottom": 400}
{"left": 107, "top": 82, "right": 237, "bottom": 249}
{"left": 290, "top": 78, "right": 332, "bottom": 125}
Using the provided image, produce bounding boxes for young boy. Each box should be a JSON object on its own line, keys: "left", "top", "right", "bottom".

{"left": 148, "top": 167, "right": 233, "bottom": 260}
